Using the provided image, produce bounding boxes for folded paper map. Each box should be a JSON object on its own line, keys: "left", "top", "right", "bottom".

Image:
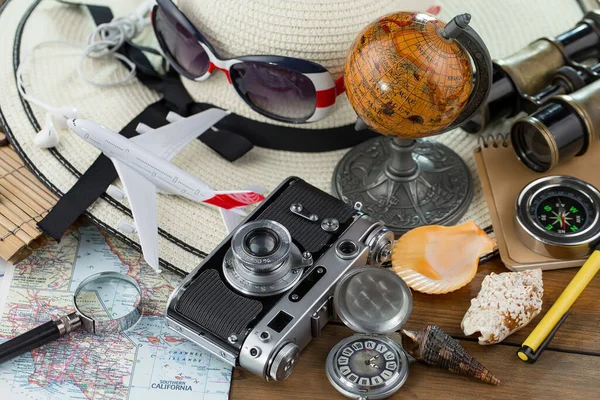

{"left": 0, "top": 225, "right": 231, "bottom": 400}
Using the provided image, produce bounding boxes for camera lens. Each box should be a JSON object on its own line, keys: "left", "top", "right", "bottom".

{"left": 230, "top": 220, "right": 292, "bottom": 274}
{"left": 511, "top": 102, "right": 587, "bottom": 172}
{"left": 244, "top": 229, "right": 280, "bottom": 257}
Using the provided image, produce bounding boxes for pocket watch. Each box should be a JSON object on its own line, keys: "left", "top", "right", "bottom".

{"left": 326, "top": 268, "right": 413, "bottom": 399}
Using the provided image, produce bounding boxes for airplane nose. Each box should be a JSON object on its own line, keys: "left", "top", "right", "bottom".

{"left": 66, "top": 118, "right": 77, "bottom": 130}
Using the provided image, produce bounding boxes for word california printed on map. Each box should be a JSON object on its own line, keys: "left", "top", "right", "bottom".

{"left": 0, "top": 225, "right": 232, "bottom": 400}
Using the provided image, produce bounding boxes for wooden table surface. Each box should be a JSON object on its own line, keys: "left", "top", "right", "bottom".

{"left": 230, "top": 257, "right": 600, "bottom": 399}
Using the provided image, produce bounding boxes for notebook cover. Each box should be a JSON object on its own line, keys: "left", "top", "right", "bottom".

{"left": 474, "top": 139, "right": 600, "bottom": 271}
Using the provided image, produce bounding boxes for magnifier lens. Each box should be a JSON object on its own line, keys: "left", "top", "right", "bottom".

{"left": 75, "top": 276, "right": 141, "bottom": 322}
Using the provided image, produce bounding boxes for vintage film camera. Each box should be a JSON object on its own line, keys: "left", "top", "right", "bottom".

{"left": 166, "top": 177, "right": 394, "bottom": 381}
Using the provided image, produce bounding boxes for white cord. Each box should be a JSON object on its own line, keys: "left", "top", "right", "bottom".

{"left": 16, "top": 2, "right": 152, "bottom": 148}
{"left": 80, "top": 13, "right": 150, "bottom": 86}
{"left": 17, "top": 3, "right": 151, "bottom": 106}
{"left": 17, "top": 40, "right": 83, "bottom": 111}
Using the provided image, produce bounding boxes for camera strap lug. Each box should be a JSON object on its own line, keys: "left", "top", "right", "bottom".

{"left": 311, "top": 296, "right": 334, "bottom": 338}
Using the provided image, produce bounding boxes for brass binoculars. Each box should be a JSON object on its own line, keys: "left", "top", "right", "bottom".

{"left": 511, "top": 80, "right": 600, "bottom": 172}
{"left": 465, "top": 10, "right": 600, "bottom": 171}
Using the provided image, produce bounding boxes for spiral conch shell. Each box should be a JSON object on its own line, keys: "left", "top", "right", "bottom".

{"left": 462, "top": 269, "right": 543, "bottom": 345}
{"left": 392, "top": 222, "right": 495, "bottom": 294}
{"left": 402, "top": 325, "right": 500, "bottom": 385}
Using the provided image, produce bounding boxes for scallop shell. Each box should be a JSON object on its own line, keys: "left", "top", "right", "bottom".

{"left": 402, "top": 325, "right": 500, "bottom": 385}
{"left": 461, "top": 269, "right": 543, "bottom": 345}
{"left": 391, "top": 222, "right": 495, "bottom": 294}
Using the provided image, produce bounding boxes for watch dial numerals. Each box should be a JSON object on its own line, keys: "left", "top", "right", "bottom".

{"left": 375, "top": 343, "right": 388, "bottom": 353}
{"left": 329, "top": 337, "right": 407, "bottom": 398}
{"left": 383, "top": 351, "right": 395, "bottom": 361}
{"left": 335, "top": 338, "right": 401, "bottom": 388}
{"left": 380, "top": 369, "right": 394, "bottom": 381}
{"left": 352, "top": 341, "right": 364, "bottom": 351}
{"left": 342, "top": 347, "right": 355, "bottom": 357}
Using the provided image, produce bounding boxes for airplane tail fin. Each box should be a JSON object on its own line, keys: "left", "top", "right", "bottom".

{"left": 203, "top": 190, "right": 265, "bottom": 210}
{"left": 220, "top": 208, "right": 248, "bottom": 233}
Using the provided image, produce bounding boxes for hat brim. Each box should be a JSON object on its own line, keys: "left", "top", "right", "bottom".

{"left": 0, "top": 0, "right": 583, "bottom": 274}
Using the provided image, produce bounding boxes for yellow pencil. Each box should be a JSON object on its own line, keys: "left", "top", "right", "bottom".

{"left": 517, "top": 249, "right": 600, "bottom": 362}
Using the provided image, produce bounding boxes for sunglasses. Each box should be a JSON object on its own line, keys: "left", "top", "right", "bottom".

{"left": 152, "top": 0, "right": 346, "bottom": 123}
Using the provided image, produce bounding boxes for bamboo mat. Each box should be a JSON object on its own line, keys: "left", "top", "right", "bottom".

{"left": 0, "top": 131, "right": 58, "bottom": 263}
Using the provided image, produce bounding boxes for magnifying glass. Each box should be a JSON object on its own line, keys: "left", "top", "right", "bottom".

{"left": 0, "top": 272, "right": 143, "bottom": 364}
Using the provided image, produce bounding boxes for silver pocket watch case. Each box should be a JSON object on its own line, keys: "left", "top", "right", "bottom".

{"left": 326, "top": 268, "right": 413, "bottom": 399}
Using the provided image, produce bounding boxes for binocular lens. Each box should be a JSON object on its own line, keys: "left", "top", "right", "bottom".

{"left": 511, "top": 102, "right": 587, "bottom": 172}
{"left": 244, "top": 228, "right": 280, "bottom": 257}
{"left": 516, "top": 125, "right": 553, "bottom": 171}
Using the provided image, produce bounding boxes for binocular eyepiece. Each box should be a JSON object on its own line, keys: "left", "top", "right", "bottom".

{"left": 511, "top": 79, "right": 600, "bottom": 172}
{"left": 464, "top": 10, "right": 600, "bottom": 134}
{"left": 465, "top": 9, "right": 600, "bottom": 172}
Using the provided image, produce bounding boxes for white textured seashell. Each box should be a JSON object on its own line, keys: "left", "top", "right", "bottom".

{"left": 461, "top": 269, "right": 543, "bottom": 345}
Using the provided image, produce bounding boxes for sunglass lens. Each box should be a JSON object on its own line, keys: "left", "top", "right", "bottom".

{"left": 230, "top": 62, "right": 316, "bottom": 122}
{"left": 155, "top": 7, "right": 209, "bottom": 77}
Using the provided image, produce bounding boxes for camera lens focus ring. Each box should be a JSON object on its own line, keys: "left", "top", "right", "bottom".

{"left": 231, "top": 220, "right": 292, "bottom": 273}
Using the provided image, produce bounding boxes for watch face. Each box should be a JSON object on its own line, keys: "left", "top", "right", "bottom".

{"left": 328, "top": 335, "right": 406, "bottom": 397}
{"left": 336, "top": 337, "right": 400, "bottom": 387}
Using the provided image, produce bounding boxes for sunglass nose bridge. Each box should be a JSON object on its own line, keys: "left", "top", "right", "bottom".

{"left": 207, "top": 63, "right": 232, "bottom": 84}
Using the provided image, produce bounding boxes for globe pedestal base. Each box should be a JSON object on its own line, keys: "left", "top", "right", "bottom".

{"left": 332, "top": 137, "right": 473, "bottom": 237}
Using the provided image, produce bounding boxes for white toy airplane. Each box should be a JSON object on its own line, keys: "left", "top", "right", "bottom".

{"left": 67, "top": 109, "right": 264, "bottom": 272}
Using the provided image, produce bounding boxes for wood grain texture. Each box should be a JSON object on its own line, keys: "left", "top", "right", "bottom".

{"left": 0, "top": 144, "right": 57, "bottom": 263}
{"left": 231, "top": 257, "right": 600, "bottom": 399}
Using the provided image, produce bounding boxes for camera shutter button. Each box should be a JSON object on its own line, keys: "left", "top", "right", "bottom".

{"left": 269, "top": 342, "right": 300, "bottom": 381}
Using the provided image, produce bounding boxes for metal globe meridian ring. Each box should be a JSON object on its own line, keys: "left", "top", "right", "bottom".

{"left": 333, "top": 12, "right": 492, "bottom": 236}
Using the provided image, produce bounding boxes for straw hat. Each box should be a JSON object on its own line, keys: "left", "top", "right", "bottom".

{"left": 0, "top": 0, "right": 585, "bottom": 274}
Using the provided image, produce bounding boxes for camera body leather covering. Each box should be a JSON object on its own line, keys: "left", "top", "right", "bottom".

{"left": 165, "top": 177, "right": 394, "bottom": 381}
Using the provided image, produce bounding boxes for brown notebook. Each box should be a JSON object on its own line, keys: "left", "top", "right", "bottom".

{"left": 474, "top": 136, "right": 600, "bottom": 271}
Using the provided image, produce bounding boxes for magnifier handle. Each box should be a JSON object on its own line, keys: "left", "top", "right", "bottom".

{"left": 0, "top": 312, "right": 80, "bottom": 364}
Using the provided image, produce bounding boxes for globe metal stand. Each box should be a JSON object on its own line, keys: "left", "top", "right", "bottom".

{"left": 332, "top": 136, "right": 473, "bottom": 237}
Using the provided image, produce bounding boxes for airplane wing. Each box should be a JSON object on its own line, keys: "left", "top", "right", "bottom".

{"left": 130, "top": 108, "right": 228, "bottom": 161}
{"left": 111, "top": 157, "right": 161, "bottom": 272}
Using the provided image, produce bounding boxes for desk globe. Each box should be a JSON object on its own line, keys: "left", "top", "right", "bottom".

{"left": 333, "top": 12, "right": 492, "bottom": 235}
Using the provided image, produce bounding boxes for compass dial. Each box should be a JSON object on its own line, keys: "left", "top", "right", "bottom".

{"left": 531, "top": 186, "right": 594, "bottom": 235}
{"left": 516, "top": 176, "right": 600, "bottom": 259}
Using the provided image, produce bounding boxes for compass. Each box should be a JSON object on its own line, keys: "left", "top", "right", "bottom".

{"left": 515, "top": 176, "right": 600, "bottom": 259}
{"left": 325, "top": 268, "right": 412, "bottom": 399}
